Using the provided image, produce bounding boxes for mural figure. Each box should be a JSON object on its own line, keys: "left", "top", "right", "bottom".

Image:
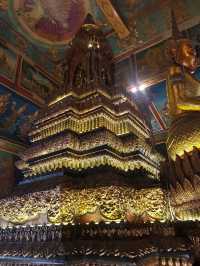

{"left": 21, "top": 61, "right": 56, "bottom": 100}
{"left": 137, "top": 41, "right": 171, "bottom": 81}
{"left": 0, "top": 93, "right": 27, "bottom": 133}
{"left": 0, "top": 86, "right": 38, "bottom": 141}
{"left": 0, "top": 43, "right": 17, "bottom": 81}
{"left": 3, "top": 102, "right": 27, "bottom": 130}
{"left": 13, "top": 0, "right": 87, "bottom": 44}
{"left": 47, "top": 47, "right": 66, "bottom": 83}
{"left": 0, "top": 93, "right": 11, "bottom": 114}
{"left": 19, "top": 110, "right": 38, "bottom": 141}
{"left": 0, "top": 0, "right": 8, "bottom": 10}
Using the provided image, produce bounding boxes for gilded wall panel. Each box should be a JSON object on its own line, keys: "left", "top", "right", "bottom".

{"left": 0, "top": 186, "right": 169, "bottom": 225}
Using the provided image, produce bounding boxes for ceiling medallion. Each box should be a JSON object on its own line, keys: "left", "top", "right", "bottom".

{"left": 11, "top": 0, "right": 88, "bottom": 46}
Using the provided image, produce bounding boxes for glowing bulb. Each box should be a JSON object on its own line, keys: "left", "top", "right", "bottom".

{"left": 138, "top": 84, "right": 146, "bottom": 91}
{"left": 88, "top": 43, "right": 93, "bottom": 48}
{"left": 130, "top": 86, "right": 137, "bottom": 93}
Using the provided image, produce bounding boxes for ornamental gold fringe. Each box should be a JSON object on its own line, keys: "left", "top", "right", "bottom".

{"left": 30, "top": 113, "right": 149, "bottom": 142}
{"left": 19, "top": 154, "right": 159, "bottom": 178}
{"left": 21, "top": 130, "right": 161, "bottom": 162}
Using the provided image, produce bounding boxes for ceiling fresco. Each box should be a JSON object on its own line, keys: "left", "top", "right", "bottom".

{"left": 0, "top": 0, "right": 200, "bottom": 64}
{"left": 0, "top": 83, "right": 38, "bottom": 142}
{"left": 0, "top": 38, "right": 60, "bottom": 106}
{"left": 103, "top": 0, "right": 200, "bottom": 58}
{"left": 10, "top": 0, "right": 89, "bottom": 46}
{"left": 0, "top": 0, "right": 200, "bottom": 143}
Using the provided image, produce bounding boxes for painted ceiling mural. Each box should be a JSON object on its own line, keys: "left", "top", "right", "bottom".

{"left": 0, "top": 83, "right": 38, "bottom": 142}
{"left": 11, "top": 0, "right": 88, "bottom": 46}
{"left": 0, "top": 41, "right": 17, "bottom": 82}
{"left": 0, "top": 0, "right": 199, "bottom": 65}
{"left": 99, "top": 0, "right": 200, "bottom": 57}
{"left": 0, "top": 0, "right": 200, "bottom": 139}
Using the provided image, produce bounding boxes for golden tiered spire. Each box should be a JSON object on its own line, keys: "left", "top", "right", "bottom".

{"left": 15, "top": 15, "right": 164, "bottom": 224}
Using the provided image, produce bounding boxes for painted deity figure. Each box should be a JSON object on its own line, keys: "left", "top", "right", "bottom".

{"left": 166, "top": 11, "right": 200, "bottom": 160}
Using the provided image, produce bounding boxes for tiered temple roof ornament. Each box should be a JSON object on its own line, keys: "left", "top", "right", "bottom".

{"left": 16, "top": 15, "right": 161, "bottom": 183}
{"left": 14, "top": 15, "right": 166, "bottom": 226}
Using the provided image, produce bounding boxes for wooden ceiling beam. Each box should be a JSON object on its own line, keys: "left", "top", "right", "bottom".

{"left": 96, "top": 0, "right": 130, "bottom": 39}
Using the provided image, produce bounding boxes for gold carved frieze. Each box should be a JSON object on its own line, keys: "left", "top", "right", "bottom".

{"left": 21, "top": 130, "right": 157, "bottom": 162}
{"left": 0, "top": 186, "right": 169, "bottom": 225}
{"left": 19, "top": 153, "right": 159, "bottom": 178}
{"left": 29, "top": 113, "right": 149, "bottom": 142}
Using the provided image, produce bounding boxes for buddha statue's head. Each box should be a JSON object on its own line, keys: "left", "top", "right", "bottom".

{"left": 169, "top": 9, "right": 198, "bottom": 72}
{"left": 170, "top": 38, "right": 198, "bottom": 72}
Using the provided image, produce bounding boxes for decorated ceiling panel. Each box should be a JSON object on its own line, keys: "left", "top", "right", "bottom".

{"left": 1, "top": 1, "right": 200, "bottom": 65}
{"left": 10, "top": 0, "right": 89, "bottom": 46}
{"left": 0, "top": 42, "right": 17, "bottom": 82}
{"left": 0, "top": 38, "right": 60, "bottom": 105}
{"left": 0, "top": 0, "right": 200, "bottom": 142}
{"left": 0, "top": 83, "right": 38, "bottom": 142}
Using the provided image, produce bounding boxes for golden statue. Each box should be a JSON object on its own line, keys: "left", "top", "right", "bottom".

{"left": 166, "top": 10, "right": 200, "bottom": 160}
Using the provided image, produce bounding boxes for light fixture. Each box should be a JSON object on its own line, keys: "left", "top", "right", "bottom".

{"left": 139, "top": 84, "right": 146, "bottom": 91}
{"left": 130, "top": 86, "right": 137, "bottom": 93}
{"left": 130, "top": 83, "right": 146, "bottom": 94}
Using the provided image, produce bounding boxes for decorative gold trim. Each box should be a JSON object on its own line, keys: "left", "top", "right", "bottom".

{"left": 29, "top": 113, "right": 149, "bottom": 142}
{"left": 22, "top": 130, "right": 158, "bottom": 162}
{"left": 48, "top": 89, "right": 135, "bottom": 108}
{"left": 19, "top": 152, "right": 159, "bottom": 178}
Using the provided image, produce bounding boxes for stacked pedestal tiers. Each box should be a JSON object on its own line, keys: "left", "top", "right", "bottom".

{"left": 16, "top": 86, "right": 160, "bottom": 178}
{"left": 16, "top": 16, "right": 161, "bottom": 180}
{"left": 13, "top": 16, "right": 165, "bottom": 226}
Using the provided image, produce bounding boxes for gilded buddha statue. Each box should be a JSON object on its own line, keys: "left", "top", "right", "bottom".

{"left": 167, "top": 11, "right": 200, "bottom": 161}
{"left": 160, "top": 11, "right": 200, "bottom": 221}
